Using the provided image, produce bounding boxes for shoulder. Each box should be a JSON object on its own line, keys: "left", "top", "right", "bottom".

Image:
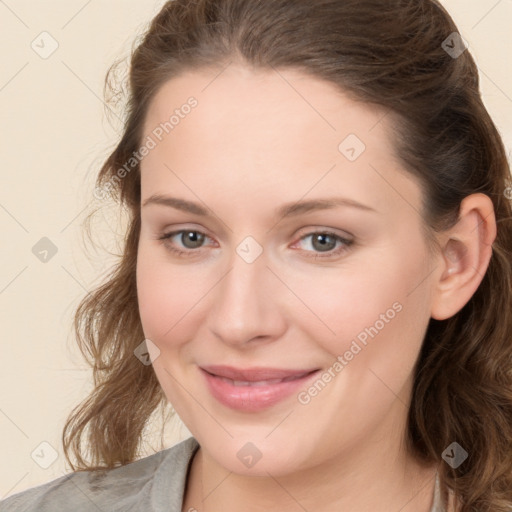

{"left": 0, "top": 436, "right": 199, "bottom": 512}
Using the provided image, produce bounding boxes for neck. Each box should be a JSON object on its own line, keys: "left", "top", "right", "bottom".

{"left": 183, "top": 425, "right": 440, "bottom": 512}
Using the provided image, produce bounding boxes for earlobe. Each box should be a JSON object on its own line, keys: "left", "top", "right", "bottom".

{"left": 430, "top": 193, "right": 497, "bottom": 321}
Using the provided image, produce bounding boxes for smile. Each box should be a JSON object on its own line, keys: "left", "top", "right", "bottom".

{"left": 199, "top": 365, "right": 320, "bottom": 411}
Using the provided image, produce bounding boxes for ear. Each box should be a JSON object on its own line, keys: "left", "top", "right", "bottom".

{"left": 430, "top": 193, "right": 497, "bottom": 321}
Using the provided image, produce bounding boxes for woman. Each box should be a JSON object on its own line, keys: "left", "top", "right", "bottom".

{"left": 2, "top": 0, "right": 511, "bottom": 511}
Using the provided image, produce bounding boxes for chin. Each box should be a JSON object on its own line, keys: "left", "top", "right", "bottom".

{"left": 196, "top": 432, "right": 315, "bottom": 477}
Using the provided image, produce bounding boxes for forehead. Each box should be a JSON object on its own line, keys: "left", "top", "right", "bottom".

{"left": 140, "top": 65, "right": 421, "bottom": 218}
{"left": 143, "top": 64, "right": 391, "bottom": 145}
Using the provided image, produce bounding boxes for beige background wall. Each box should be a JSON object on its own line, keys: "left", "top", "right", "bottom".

{"left": 1, "top": 0, "right": 511, "bottom": 499}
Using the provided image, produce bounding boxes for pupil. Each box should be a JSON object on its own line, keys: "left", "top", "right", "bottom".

{"left": 313, "top": 234, "right": 335, "bottom": 252}
{"left": 183, "top": 231, "right": 204, "bottom": 248}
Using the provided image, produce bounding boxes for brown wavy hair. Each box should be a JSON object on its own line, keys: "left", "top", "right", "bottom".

{"left": 62, "top": 0, "right": 512, "bottom": 510}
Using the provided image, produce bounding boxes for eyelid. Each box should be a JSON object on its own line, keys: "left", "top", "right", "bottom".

{"left": 157, "top": 226, "right": 354, "bottom": 260}
{"left": 290, "top": 230, "right": 353, "bottom": 259}
{"left": 158, "top": 226, "right": 353, "bottom": 245}
{"left": 158, "top": 228, "right": 218, "bottom": 249}
{"left": 293, "top": 225, "right": 354, "bottom": 241}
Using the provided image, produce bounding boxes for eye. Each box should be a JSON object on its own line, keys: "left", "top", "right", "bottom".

{"left": 157, "top": 228, "right": 354, "bottom": 260}
{"left": 292, "top": 230, "right": 353, "bottom": 259}
{"left": 158, "top": 229, "right": 213, "bottom": 256}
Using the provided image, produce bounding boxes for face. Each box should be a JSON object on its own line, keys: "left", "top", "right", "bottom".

{"left": 136, "top": 64, "right": 436, "bottom": 477}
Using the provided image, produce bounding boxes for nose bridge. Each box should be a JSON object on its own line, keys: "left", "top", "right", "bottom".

{"left": 207, "top": 242, "right": 284, "bottom": 345}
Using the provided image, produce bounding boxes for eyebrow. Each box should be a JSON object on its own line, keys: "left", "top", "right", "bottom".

{"left": 142, "top": 194, "right": 377, "bottom": 217}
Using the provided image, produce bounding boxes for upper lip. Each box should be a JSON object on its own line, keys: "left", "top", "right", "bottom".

{"left": 200, "top": 365, "right": 319, "bottom": 382}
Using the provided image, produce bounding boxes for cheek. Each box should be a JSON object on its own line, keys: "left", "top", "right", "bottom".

{"left": 283, "top": 244, "right": 432, "bottom": 446}
{"left": 136, "top": 241, "right": 217, "bottom": 345}
{"left": 289, "top": 236, "right": 432, "bottom": 370}
{"left": 136, "top": 244, "right": 205, "bottom": 407}
{"left": 136, "top": 222, "right": 432, "bottom": 358}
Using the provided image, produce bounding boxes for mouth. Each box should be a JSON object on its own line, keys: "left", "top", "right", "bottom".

{"left": 199, "top": 365, "right": 321, "bottom": 411}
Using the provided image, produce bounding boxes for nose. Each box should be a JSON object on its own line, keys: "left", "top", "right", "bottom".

{"left": 206, "top": 247, "right": 287, "bottom": 348}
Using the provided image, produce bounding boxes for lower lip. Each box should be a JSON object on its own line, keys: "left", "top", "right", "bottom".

{"left": 200, "top": 368, "right": 320, "bottom": 412}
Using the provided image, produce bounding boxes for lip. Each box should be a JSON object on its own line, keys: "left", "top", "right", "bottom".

{"left": 200, "top": 365, "right": 321, "bottom": 412}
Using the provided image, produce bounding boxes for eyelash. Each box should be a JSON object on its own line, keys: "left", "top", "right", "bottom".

{"left": 157, "top": 229, "right": 354, "bottom": 260}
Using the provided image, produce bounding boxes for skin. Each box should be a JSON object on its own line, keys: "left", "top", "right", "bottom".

{"left": 136, "top": 64, "right": 496, "bottom": 512}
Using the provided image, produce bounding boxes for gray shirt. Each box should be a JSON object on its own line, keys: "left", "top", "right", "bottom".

{"left": 0, "top": 436, "right": 445, "bottom": 511}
